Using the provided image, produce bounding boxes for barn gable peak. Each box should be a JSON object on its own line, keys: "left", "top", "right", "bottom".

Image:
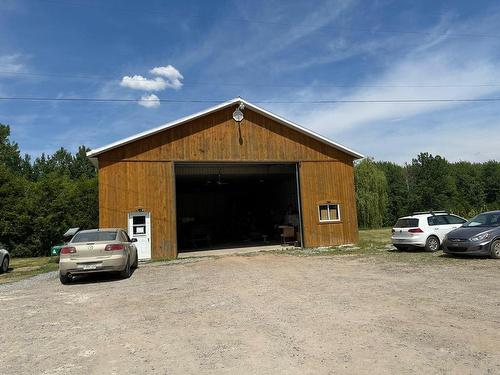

{"left": 87, "top": 97, "right": 364, "bottom": 160}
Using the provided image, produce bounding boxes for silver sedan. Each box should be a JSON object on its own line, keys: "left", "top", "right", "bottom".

{"left": 59, "top": 228, "right": 138, "bottom": 284}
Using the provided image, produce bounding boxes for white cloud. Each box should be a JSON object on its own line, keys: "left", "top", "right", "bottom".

{"left": 0, "top": 54, "right": 24, "bottom": 72}
{"left": 150, "top": 65, "right": 183, "bottom": 89}
{"left": 138, "top": 93, "right": 160, "bottom": 108}
{"left": 120, "top": 75, "right": 167, "bottom": 91}
{"left": 297, "top": 55, "right": 500, "bottom": 135}
{"left": 259, "top": 9, "right": 500, "bottom": 163}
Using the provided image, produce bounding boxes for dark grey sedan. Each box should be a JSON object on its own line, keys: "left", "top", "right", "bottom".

{"left": 443, "top": 210, "right": 500, "bottom": 258}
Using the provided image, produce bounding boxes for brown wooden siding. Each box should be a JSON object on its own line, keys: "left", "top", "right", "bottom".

{"left": 96, "top": 106, "right": 358, "bottom": 258}
{"left": 99, "top": 160, "right": 177, "bottom": 258}
{"left": 299, "top": 160, "right": 358, "bottom": 247}
{"left": 98, "top": 108, "right": 353, "bottom": 163}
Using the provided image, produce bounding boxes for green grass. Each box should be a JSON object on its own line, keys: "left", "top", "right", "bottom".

{"left": 276, "top": 228, "right": 486, "bottom": 265}
{"left": 0, "top": 256, "right": 59, "bottom": 284}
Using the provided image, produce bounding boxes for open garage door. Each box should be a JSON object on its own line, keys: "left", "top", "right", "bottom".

{"left": 175, "top": 163, "right": 302, "bottom": 252}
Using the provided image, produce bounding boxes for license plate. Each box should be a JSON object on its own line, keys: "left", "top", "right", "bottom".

{"left": 81, "top": 264, "right": 97, "bottom": 270}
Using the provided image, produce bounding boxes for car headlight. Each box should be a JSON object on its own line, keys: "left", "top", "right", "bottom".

{"left": 470, "top": 232, "right": 491, "bottom": 242}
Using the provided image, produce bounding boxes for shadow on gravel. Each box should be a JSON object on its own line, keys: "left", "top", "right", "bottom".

{"left": 386, "top": 248, "right": 430, "bottom": 253}
{"left": 65, "top": 268, "right": 138, "bottom": 285}
{"left": 438, "top": 253, "right": 490, "bottom": 260}
{"left": 388, "top": 248, "right": 491, "bottom": 259}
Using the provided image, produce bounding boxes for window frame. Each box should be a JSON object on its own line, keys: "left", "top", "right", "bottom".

{"left": 427, "top": 215, "right": 448, "bottom": 226}
{"left": 318, "top": 203, "right": 341, "bottom": 223}
{"left": 444, "top": 215, "right": 467, "bottom": 225}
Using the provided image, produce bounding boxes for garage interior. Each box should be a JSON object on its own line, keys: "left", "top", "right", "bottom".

{"left": 175, "top": 163, "right": 302, "bottom": 252}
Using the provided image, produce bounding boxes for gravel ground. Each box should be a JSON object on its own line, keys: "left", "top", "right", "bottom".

{"left": 1, "top": 253, "right": 500, "bottom": 374}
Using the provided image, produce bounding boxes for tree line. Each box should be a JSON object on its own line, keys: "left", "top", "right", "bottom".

{"left": 355, "top": 155, "right": 500, "bottom": 228}
{"left": 0, "top": 122, "right": 499, "bottom": 256}
{"left": 0, "top": 124, "right": 98, "bottom": 257}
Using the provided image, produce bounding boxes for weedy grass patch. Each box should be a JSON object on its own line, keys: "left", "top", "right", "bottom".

{"left": 0, "top": 256, "right": 59, "bottom": 284}
{"left": 278, "top": 228, "right": 486, "bottom": 265}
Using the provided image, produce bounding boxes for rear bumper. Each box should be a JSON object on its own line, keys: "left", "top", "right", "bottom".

{"left": 443, "top": 240, "right": 491, "bottom": 256}
{"left": 391, "top": 237, "right": 425, "bottom": 247}
{"left": 59, "top": 254, "right": 127, "bottom": 275}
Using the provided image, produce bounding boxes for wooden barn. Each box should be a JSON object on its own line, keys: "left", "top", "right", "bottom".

{"left": 87, "top": 98, "right": 364, "bottom": 260}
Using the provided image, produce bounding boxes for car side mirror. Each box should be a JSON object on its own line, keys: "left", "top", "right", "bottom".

{"left": 131, "top": 238, "right": 138, "bottom": 243}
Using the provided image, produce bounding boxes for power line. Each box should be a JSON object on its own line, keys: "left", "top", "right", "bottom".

{"left": 1, "top": 96, "right": 500, "bottom": 104}
{"left": 38, "top": 0, "right": 500, "bottom": 40}
{"left": 2, "top": 71, "right": 500, "bottom": 89}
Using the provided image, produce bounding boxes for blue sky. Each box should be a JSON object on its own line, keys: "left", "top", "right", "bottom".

{"left": 1, "top": 0, "right": 499, "bottom": 163}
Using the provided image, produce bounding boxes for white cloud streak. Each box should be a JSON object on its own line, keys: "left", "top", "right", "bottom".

{"left": 138, "top": 93, "right": 160, "bottom": 108}
{"left": 261, "top": 9, "right": 500, "bottom": 163}
{"left": 0, "top": 54, "right": 25, "bottom": 72}
{"left": 298, "top": 56, "right": 500, "bottom": 135}
{"left": 120, "top": 75, "right": 167, "bottom": 91}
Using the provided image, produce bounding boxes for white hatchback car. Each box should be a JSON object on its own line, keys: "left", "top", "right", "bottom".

{"left": 391, "top": 211, "right": 467, "bottom": 252}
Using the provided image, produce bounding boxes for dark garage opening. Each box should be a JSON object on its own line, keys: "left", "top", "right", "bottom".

{"left": 175, "top": 163, "right": 301, "bottom": 252}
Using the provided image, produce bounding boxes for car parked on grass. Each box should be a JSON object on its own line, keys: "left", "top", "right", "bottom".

{"left": 443, "top": 210, "right": 500, "bottom": 258}
{"left": 51, "top": 227, "right": 81, "bottom": 256}
{"left": 0, "top": 246, "right": 9, "bottom": 274}
{"left": 391, "top": 211, "right": 467, "bottom": 252}
{"left": 59, "top": 228, "right": 138, "bottom": 284}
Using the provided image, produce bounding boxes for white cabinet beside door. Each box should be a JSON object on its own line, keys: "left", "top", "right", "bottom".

{"left": 128, "top": 212, "right": 151, "bottom": 260}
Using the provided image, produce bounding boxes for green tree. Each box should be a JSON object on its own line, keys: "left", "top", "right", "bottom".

{"left": 407, "top": 153, "right": 457, "bottom": 212}
{"left": 482, "top": 160, "right": 500, "bottom": 210}
{"left": 0, "top": 164, "right": 28, "bottom": 250}
{"left": 0, "top": 124, "right": 28, "bottom": 174}
{"left": 376, "top": 161, "right": 409, "bottom": 226}
{"left": 355, "top": 159, "right": 388, "bottom": 228}
{"left": 70, "top": 146, "right": 96, "bottom": 179}
{"left": 450, "top": 162, "right": 485, "bottom": 217}
{"left": 0, "top": 125, "right": 98, "bottom": 256}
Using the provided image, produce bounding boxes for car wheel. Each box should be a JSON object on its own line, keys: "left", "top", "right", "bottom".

{"left": 132, "top": 252, "right": 138, "bottom": 269}
{"left": 120, "top": 257, "right": 131, "bottom": 279}
{"left": 59, "top": 273, "right": 71, "bottom": 284}
{"left": 490, "top": 240, "right": 500, "bottom": 259}
{"left": 0, "top": 256, "right": 9, "bottom": 274}
{"left": 394, "top": 245, "right": 408, "bottom": 251}
{"left": 425, "top": 236, "right": 440, "bottom": 252}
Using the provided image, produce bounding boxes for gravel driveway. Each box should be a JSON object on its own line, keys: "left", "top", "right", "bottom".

{"left": 1, "top": 253, "right": 500, "bottom": 374}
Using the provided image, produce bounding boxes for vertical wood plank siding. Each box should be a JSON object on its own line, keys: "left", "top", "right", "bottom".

{"left": 99, "top": 160, "right": 177, "bottom": 258}
{"left": 299, "top": 160, "right": 358, "bottom": 247}
{"left": 97, "top": 107, "right": 358, "bottom": 258}
{"left": 98, "top": 108, "right": 351, "bottom": 162}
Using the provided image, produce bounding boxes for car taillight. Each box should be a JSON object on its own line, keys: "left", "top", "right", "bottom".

{"left": 60, "top": 246, "right": 76, "bottom": 254}
{"left": 105, "top": 244, "right": 125, "bottom": 251}
{"left": 408, "top": 228, "right": 423, "bottom": 233}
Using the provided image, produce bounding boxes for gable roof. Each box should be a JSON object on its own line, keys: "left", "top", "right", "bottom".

{"left": 87, "top": 97, "right": 364, "bottom": 159}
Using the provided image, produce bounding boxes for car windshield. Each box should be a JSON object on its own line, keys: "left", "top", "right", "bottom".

{"left": 71, "top": 231, "right": 118, "bottom": 242}
{"left": 463, "top": 213, "right": 500, "bottom": 228}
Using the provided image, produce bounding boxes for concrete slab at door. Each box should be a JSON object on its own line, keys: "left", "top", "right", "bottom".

{"left": 128, "top": 212, "right": 152, "bottom": 260}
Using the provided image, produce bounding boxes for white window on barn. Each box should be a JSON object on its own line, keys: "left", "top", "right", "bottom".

{"left": 318, "top": 203, "right": 341, "bottom": 222}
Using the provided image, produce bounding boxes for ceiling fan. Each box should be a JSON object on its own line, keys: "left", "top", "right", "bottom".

{"left": 206, "top": 172, "right": 229, "bottom": 186}
{"left": 216, "top": 172, "right": 229, "bottom": 185}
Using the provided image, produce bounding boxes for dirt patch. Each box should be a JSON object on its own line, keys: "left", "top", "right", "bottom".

{"left": 1, "top": 253, "right": 499, "bottom": 374}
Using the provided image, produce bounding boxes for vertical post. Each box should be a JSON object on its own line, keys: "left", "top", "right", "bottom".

{"left": 295, "top": 162, "right": 304, "bottom": 248}
{"left": 172, "top": 161, "right": 178, "bottom": 258}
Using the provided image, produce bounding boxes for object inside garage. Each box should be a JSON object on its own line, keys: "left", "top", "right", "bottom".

{"left": 175, "top": 163, "right": 302, "bottom": 252}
